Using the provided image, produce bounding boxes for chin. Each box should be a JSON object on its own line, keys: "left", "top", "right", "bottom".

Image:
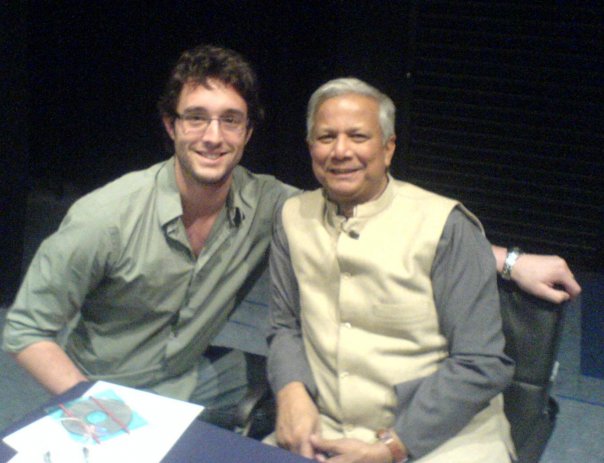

{"left": 327, "top": 185, "right": 359, "bottom": 198}
{"left": 195, "top": 175, "right": 230, "bottom": 186}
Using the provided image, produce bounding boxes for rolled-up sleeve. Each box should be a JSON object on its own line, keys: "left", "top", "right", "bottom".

{"left": 2, "top": 202, "right": 113, "bottom": 353}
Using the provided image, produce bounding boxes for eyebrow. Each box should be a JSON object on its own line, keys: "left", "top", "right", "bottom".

{"left": 315, "top": 126, "right": 369, "bottom": 133}
{"left": 181, "top": 107, "right": 246, "bottom": 116}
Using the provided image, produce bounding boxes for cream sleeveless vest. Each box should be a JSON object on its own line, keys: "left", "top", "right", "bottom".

{"left": 281, "top": 179, "right": 514, "bottom": 462}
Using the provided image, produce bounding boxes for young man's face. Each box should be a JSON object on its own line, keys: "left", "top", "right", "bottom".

{"left": 163, "top": 79, "right": 252, "bottom": 188}
{"left": 309, "top": 93, "right": 395, "bottom": 212}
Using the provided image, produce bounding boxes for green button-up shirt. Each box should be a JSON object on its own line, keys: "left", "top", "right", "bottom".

{"left": 3, "top": 158, "right": 294, "bottom": 399}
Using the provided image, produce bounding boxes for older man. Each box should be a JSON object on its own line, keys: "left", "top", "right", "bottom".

{"left": 267, "top": 78, "right": 519, "bottom": 462}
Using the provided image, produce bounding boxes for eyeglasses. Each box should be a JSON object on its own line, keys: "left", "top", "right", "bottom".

{"left": 174, "top": 112, "right": 248, "bottom": 135}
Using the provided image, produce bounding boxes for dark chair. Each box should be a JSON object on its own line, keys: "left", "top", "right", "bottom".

{"left": 499, "top": 279, "right": 566, "bottom": 463}
{"left": 235, "top": 354, "right": 275, "bottom": 439}
{"left": 236, "top": 280, "right": 567, "bottom": 463}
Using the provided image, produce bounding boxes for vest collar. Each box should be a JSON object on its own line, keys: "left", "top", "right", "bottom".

{"left": 324, "top": 174, "right": 395, "bottom": 221}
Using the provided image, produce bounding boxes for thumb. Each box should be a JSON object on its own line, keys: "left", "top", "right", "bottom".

{"left": 299, "top": 439, "right": 315, "bottom": 459}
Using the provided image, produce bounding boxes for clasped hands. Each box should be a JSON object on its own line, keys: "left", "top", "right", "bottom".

{"left": 276, "top": 382, "right": 393, "bottom": 463}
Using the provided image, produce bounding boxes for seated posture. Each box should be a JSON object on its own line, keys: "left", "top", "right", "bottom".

{"left": 1, "top": 44, "right": 295, "bottom": 429}
{"left": 3, "top": 43, "right": 578, "bottom": 438}
{"left": 267, "top": 78, "right": 527, "bottom": 462}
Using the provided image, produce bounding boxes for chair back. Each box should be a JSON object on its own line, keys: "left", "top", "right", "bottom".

{"left": 499, "top": 279, "right": 566, "bottom": 463}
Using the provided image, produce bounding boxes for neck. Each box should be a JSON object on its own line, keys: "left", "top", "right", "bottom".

{"left": 183, "top": 184, "right": 230, "bottom": 221}
{"left": 337, "top": 203, "right": 355, "bottom": 218}
{"left": 177, "top": 173, "right": 232, "bottom": 222}
{"left": 333, "top": 176, "right": 390, "bottom": 219}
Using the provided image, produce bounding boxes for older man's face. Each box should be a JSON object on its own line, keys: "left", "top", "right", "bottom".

{"left": 309, "top": 93, "right": 395, "bottom": 214}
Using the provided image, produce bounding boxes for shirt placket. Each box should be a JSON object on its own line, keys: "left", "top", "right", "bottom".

{"left": 164, "top": 211, "right": 234, "bottom": 358}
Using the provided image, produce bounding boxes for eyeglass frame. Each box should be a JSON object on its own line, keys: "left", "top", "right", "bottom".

{"left": 172, "top": 110, "right": 249, "bottom": 135}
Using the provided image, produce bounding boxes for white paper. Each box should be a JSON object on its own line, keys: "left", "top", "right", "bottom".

{"left": 3, "top": 381, "right": 204, "bottom": 462}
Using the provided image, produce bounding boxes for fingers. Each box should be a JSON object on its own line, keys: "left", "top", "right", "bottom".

{"left": 275, "top": 381, "right": 321, "bottom": 455}
{"left": 299, "top": 439, "right": 316, "bottom": 459}
{"left": 309, "top": 435, "right": 346, "bottom": 461}
{"left": 534, "top": 285, "right": 571, "bottom": 304}
{"left": 309, "top": 434, "right": 341, "bottom": 458}
{"left": 512, "top": 254, "right": 582, "bottom": 304}
{"left": 545, "top": 256, "right": 582, "bottom": 301}
{"left": 276, "top": 422, "right": 312, "bottom": 455}
{"left": 559, "top": 272, "right": 582, "bottom": 299}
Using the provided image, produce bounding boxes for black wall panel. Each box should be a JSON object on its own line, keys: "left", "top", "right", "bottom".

{"left": 402, "top": 1, "right": 603, "bottom": 271}
{"left": 2, "top": 1, "right": 601, "bottom": 302}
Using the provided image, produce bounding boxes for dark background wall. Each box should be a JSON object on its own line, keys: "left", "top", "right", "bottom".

{"left": 1, "top": 1, "right": 29, "bottom": 304}
{"left": 22, "top": 1, "right": 413, "bottom": 191}
{"left": 1, "top": 1, "right": 602, "bottom": 303}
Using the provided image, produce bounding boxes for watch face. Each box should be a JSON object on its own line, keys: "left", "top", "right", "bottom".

{"left": 502, "top": 247, "right": 523, "bottom": 280}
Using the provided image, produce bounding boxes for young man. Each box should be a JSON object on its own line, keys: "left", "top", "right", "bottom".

{"left": 3, "top": 46, "right": 579, "bottom": 433}
{"left": 267, "top": 78, "right": 524, "bottom": 462}
{"left": 2, "top": 44, "right": 296, "bottom": 428}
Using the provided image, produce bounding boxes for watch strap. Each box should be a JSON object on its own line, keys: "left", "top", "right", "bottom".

{"left": 376, "top": 428, "right": 408, "bottom": 463}
{"left": 502, "top": 246, "right": 523, "bottom": 281}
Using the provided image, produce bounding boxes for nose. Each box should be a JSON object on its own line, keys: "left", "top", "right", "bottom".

{"left": 201, "top": 118, "right": 223, "bottom": 145}
{"left": 332, "top": 135, "right": 352, "bottom": 159}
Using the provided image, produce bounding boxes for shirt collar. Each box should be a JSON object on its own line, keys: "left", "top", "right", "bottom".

{"left": 225, "top": 176, "right": 245, "bottom": 227}
{"left": 156, "top": 157, "right": 183, "bottom": 227}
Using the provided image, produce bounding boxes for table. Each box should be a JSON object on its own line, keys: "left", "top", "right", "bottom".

{"left": 0, "top": 382, "right": 309, "bottom": 463}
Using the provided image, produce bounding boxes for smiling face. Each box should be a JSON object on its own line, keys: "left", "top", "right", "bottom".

{"left": 163, "top": 78, "right": 252, "bottom": 190}
{"left": 309, "top": 93, "right": 395, "bottom": 215}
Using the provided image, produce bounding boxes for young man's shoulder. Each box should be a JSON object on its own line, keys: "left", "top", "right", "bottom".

{"left": 67, "top": 160, "right": 168, "bottom": 221}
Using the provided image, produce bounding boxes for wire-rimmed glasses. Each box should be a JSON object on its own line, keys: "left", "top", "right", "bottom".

{"left": 174, "top": 111, "right": 248, "bottom": 135}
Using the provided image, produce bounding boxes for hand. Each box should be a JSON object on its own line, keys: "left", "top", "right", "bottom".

{"left": 511, "top": 254, "right": 582, "bottom": 304}
{"left": 275, "top": 382, "right": 321, "bottom": 458}
{"left": 309, "top": 435, "right": 392, "bottom": 463}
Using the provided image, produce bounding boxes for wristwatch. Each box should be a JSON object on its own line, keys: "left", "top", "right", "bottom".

{"left": 502, "top": 246, "right": 523, "bottom": 281}
{"left": 376, "top": 428, "right": 409, "bottom": 463}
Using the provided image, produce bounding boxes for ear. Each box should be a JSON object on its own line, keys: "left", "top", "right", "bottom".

{"left": 384, "top": 135, "right": 396, "bottom": 168}
{"left": 162, "top": 115, "right": 176, "bottom": 141}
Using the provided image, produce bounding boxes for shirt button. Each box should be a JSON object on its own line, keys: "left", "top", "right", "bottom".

{"left": 342, "top": 322, "right": 352, "bottom": 329}
{"left": 342, "top": 272, "right": 352, "bottom": 279}
{"left": 340, "top": 371, "right": 349, "bottom": 378}
{"left": 344, "top": 424, "right": 354, "bottom": 432}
